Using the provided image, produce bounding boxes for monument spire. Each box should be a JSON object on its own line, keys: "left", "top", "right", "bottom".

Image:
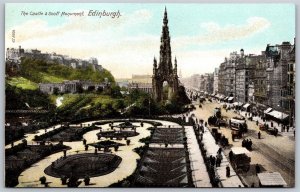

{"left": 159, "top": 6, "right": 172, "bottom": 75}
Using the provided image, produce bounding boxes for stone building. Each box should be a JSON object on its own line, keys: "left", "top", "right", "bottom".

{"left": 5, "top": 46, "right": 103, "bottom": 73}
{"left": 39, "top": 80, "right": 108, "bottom": 94}
{"left": 253, "top": 51, "right": 268, "bottom": 108}
{"left": 263, "top": 40, "right": 295, "bottom": 124}
{"left": 216, "top": 40, "right": 295, "bottom": 124}
{"left": 128, "top": 83, "right": 153, "bottom": 94}
{"left": 6, "top": 46, "right": 25, "bottom": 63}
{"left": 218, "top": 61, "right": 226, "bottom": 97}
{"left": 286, "top": 39, "right": 295, "bottom": 125}
{"left": 217, "top": 52, "right": 239, "bottom": 99}
{"left": 265, "top": 42, "right": 292, "bottom": 111}
{"left": 213, "top": 68, "right": 219, "bottom": 94}
{"left": 199, "top": 73, "right": 214, "bottom": 95}
{"left": 236, "top": 49, "right": 263, "bottom": 103}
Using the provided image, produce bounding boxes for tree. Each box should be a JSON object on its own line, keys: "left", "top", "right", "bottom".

{"left": 110, "top": 85, "right": 122, "bottom": 98}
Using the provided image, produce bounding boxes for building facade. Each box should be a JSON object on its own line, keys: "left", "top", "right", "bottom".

{"left": 128, "top": 83, "right": 153, "bottom": 94}
{"left": 39, "top": 80, "right": 108, "bottom": 94}
{"left": 213, "top": 68, "right": 219, "bottom": 94}
{"left": 6, "top": 46, "right": 103, "bottom": 73}
{"left": 217, "top": 40, "right": 295, "bottom": 125}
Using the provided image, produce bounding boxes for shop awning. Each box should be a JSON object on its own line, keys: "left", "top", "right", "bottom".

{"left": 228, "top": 97, "right": 234, "bottom": 101}
{"left": 257, "top": 172, "right": 287, "bottom": 186}
{"left": 233, "top": 102, "right": 243, "bottom": 106}
{"left": 231, "top": 147, "right": 250, "bottom": 155}
{"left": 264, "top": 108, "right": 273, "bottom": 114}
{"left": 243, "top": 103, "right": 251, "bottom": 109}
{"left": 267, "top": 110, "right": 289, "bottom": 120}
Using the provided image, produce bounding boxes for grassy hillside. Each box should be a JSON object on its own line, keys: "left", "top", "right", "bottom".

{"left": 7, "top": 77, "right": 38, "bottom": 90}
{"left": 20, "top": 57, "right": 115, "bottom": 84}
{"left": 56, "top": 94, "right": 125, "bottom": 120}
{"left": 5, "top": 83, "right": 55, "bottom": 110}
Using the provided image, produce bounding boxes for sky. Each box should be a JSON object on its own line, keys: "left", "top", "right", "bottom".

{"left": 5, "top": 3, "right": 295, "bottom": 78}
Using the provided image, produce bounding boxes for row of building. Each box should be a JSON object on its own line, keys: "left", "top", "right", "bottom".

{"left": 184, "top": 39, "right": 295, "bottom": 125}
{"left": 6, "top": 46, "right": 103, "bottom": 72}
{"left": 39, "top": 80, "right": 110, "bottom": 94}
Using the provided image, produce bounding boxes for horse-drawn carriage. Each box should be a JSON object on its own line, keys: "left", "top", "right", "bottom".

{"left": 259, "top": 123, "right": 278, "bottom": 136}
{"left": 230, "top": 117, "right": 248, "bottom": 139}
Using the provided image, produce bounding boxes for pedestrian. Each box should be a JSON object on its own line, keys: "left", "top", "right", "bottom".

{"left": 226, "top": 165, "right": 230, "bottom": 177}
{"left": 294, "top": 129, "right": 295, "bottom": 137}
{"left": 248, "top": 139, "right": 252, "bottom": 150}
{"left": 216, "top": 153, "right": 222, "bottom": 167}
{"left": 255, "top": 164, "right": 261, "bottom": 174}
{"left": 242, "top": 139, "right": 246, "bottom": 147}
{"left": 199, "top": 132, "right": 203, "bottom": 141}
{"left": 287, "top": 126, "right": 290, "bottom": 132}
{"left": 229, "top": 150, "right": 233, "bottom": 162}
{"left": 258, "top": 131, "right": 261, "bottom": 139}
{"left": 256, "top": 120, "right": 258, "bottom": 126}
{"left": 211, "top": 156, "right": 216, "bottom": 167}
{"left": 232, "top": 133, "right": 235, "bottom": 142}
{"left": 216, "top": 157, "right": 220, "bottom": 167}
{"left": 217, "top": 147, "right": 222, "bottom": 155}
{"left": 251, "top": 183, "right": 255, "bottom": 188}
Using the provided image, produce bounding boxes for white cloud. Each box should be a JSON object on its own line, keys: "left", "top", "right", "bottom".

{"left": 5, "top": 9, "right": 153, "bottom": 44}
{"left": 176, "top": 17, "right": 271, "bottom": 47}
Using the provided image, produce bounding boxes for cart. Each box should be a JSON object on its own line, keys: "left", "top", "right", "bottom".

{"left": 230, "top": 147, "right": 251, "bottom": 172}
{"left": 259, "top": 123, "right": 266, "bottom": 131}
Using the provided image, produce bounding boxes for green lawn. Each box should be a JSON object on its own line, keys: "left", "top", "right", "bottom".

{"left": 58, "top": 94, "right": 118, "bottom": 109}
{"left": 40, "top": 72, "right": 65, "bottom": 83}
{"left": 7, "top": 77, "right": 38, "bottom": 90}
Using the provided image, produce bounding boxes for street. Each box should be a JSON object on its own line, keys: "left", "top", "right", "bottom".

{"left": 190, "top": 99, "right": 295, "bottom": 187}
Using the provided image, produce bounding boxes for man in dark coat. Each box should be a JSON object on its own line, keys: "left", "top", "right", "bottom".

{"left": 226, "top": 165, "right": 230, "bottom": 177}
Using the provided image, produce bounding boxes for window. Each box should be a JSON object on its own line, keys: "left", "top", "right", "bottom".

{"left": 289, "top": 74, "right": 294, "bottom": 84}
{"left": 289, "top": 63, "right": 294, "bottom": 71}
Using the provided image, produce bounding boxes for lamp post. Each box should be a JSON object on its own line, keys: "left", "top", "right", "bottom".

{"left": 278, "top": 103, "right": 283, "bottom": 126}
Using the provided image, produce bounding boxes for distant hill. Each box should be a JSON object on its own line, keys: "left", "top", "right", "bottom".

{"left": 18, "top": 57, "right": 115, "bottom": 85}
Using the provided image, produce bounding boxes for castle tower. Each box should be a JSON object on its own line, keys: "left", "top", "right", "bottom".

{"left": 152, "top": 7, "right": 179, "bottom": 102}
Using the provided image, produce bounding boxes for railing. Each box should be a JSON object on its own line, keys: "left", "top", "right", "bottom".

{"left": 6, "top": 110, "right": 49, "bottom": 114}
